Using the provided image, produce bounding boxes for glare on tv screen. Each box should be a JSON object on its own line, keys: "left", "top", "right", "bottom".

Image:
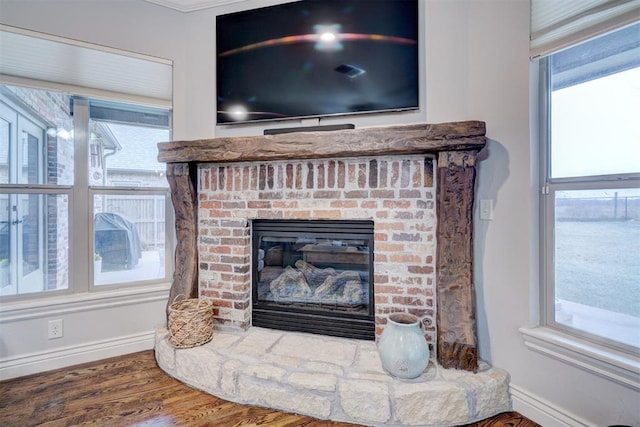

{"left": 216, "top": 0, "right": 419, "bottom": 124}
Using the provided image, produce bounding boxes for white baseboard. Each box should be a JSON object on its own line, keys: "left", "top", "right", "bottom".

{"left": 510, "top": 384, "right": 592, "bottom": 427}
{"left": 0, "top": 331, "right": 156, "bottom": 380}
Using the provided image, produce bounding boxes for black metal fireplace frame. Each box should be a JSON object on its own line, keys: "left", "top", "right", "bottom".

{"left": 252, "top": 219, "right": 375, "bottom": 340}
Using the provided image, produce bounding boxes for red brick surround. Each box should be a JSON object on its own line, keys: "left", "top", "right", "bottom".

{"left": 198, "top": 155, "right": 437, "bottom": 343}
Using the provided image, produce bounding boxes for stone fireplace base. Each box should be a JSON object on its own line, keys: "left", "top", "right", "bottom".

{"left": 155, "top": 328, "right": 510, "bottom": 426}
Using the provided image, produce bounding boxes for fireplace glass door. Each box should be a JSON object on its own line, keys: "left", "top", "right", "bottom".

{"left": 252, "top": 219, "right": 374, "bottom": 340}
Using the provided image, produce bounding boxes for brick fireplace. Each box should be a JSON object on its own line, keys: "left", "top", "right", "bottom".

{"left": 155, "top": 122, "right": 514, "bottom": 426}
{"left": 158, "top": 121, "right": 486, "bottom": 372}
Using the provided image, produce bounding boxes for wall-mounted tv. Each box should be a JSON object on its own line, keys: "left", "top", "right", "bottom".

{"left": 216, "top": 0, "right": 419, "bottom": 125}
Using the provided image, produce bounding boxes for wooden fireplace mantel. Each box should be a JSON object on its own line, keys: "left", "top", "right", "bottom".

{"left": 158, "top": 121, "right": 486, "bottom": 164}
{"left": 158, "top": 121, "right": 486, "bottom": 372}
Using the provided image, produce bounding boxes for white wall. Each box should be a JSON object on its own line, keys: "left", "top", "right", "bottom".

{"left": 423, "top": 1, "right": 638, "bottom": 426}
{"left": 0, "top": 1, "right": 638, "bottom": 425}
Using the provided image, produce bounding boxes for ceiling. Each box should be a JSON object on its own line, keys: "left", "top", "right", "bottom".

{"left": 143, "top": 0, "right": 248, "bottom": 12}
{"left": 0, "top": 26, "right": 172, "bottom": 104}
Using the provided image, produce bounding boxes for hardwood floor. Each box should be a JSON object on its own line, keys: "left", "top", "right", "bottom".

{"left": 0, "top": 351, "right": 539, "bottom": 427}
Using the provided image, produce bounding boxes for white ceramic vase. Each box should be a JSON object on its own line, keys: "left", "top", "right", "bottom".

{"left": 378, "top": 312, "right": 430, "bottom": 379}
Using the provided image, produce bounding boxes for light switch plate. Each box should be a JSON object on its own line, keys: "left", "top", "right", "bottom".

{"left": 480, "top": 199, "right": 493, "bottom": 220}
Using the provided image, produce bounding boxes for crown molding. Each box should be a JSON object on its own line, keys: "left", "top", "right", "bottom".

{"left": 144, "top": 0, "right": 248, "bottom": 13}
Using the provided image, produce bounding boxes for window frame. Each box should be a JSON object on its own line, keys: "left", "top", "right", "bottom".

{"left": 89, "top": 186, "right": 172, "bottom": 291}
{"left": 542, "top": 181, "right": 640, "bottom": 352}
{"left": 540, "top": 55, "right": 640, "bottom": 354}
{"left": 0, "top": 87, "right": 174, "bottom": 301}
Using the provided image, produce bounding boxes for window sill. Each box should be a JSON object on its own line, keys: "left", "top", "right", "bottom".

{"left": 0, "top": 283, "right": 171, "bottom": 322}
{"left": 519, "top": 326, "right": 640, "bottom": 391}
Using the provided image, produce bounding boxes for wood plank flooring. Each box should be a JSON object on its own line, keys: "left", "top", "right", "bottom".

{"left": 0, "top": 351, "right": 540, "bottom": 427}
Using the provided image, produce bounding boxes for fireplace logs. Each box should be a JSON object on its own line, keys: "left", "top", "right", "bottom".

{"left": 252, "top": 219, "right": 374, "bottom": 340}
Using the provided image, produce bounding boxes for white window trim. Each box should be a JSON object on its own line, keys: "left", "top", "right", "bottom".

{"left": 520, "top": 326, "right": 640, "bottom": 391}
{"left": 0, "top": 283, "right": 171, "bottom": 322}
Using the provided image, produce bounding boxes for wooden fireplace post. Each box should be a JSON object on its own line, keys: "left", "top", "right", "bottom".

{"left": 436, "top": 150, "right": 479, "bottom": 372}
{"left": 165, "top": 162, "right": 198, "bottom": 314}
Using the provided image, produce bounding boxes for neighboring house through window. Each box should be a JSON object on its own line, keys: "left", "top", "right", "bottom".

{"left": 0, "top": 85, "right": 172, "bottom": 297}
{"left": 0, "top": 92, "right": 50, "bottom": 293}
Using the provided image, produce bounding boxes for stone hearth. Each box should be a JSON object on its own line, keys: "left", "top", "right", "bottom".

{"left": 155, "top": 122, "right": 512, "bottom": 426}
{"left": 155, "top": 328, "right": 511, "bottom": 426}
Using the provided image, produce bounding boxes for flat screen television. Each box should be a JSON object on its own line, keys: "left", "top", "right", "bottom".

{"left": 216, "top": 0, "right": 419, "bottom": 125}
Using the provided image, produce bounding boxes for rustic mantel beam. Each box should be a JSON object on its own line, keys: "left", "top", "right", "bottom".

{"left": 158, "top": 121, "right": 486, "bottom": 164}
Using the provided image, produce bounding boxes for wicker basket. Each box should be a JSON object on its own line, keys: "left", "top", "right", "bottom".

{"left": 168, "top": 295, "right": 214, "bottom": 348}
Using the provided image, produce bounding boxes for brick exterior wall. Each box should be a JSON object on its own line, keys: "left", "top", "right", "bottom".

{"left": 2, "top": 86, "right": 73, "bottom": 291}
{"left": 198, "top": 154, "right": 437, "bottom": 344}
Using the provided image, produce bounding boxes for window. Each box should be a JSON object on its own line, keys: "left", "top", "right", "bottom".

{"left": 0, "top": 84, "right": 172, "bottom": 298}
{"left": 540, "top": 23, "right": 640, "bottom": 353}
{"left": 88, "top": 102, "right": 170, "bottom": 287}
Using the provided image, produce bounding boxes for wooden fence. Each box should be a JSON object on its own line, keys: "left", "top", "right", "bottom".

{"left": 104, "top": 196, "right": 166, "bottom": 250}
{"left": 556, "top": 195, "right": 640, "bottom": 221}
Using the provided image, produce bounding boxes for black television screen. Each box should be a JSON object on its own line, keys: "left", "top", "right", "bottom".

{"left": 216, "top": 0, "right": 419, "bottom": 125}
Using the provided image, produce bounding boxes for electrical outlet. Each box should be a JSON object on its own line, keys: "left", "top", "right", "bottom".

{"left": 48, "top": 319, "right": 63, "bottom": 339}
